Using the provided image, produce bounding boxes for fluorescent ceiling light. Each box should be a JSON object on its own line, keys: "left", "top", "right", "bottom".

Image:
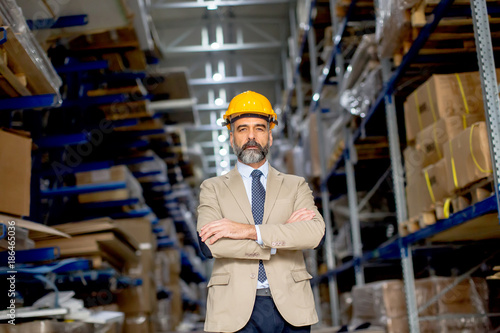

{"left": 213, "top": 73, "right": 222, "bottom": 81}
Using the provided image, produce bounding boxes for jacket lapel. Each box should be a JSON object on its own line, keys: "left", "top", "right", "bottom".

{"left": 224, "top": 167, "right": 254, "bottom": 224}
{"left": 263, "top": 166, "right": 283, "bottom": 224}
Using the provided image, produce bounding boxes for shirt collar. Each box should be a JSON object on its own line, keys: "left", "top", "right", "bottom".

{"left": 237, "top": 160, "right": 269, "bottom": 179}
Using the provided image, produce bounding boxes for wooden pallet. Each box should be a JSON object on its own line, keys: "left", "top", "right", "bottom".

{"left": 399, "top": 211, "right": 437, "bottom": 236}
{"left": 99, "top": 100, "right": 153, "bottom": 120}
{"left": 335, "top": 0, "right": 374, "bottom": 18}
{"left": 400, "top": 176, "right": 495, "bottom": 237}
{"left": 446, "top": 176, "right": 495, "bottom": 215}
{"left": 0, "top": 24, "right": 58, "bottom": 98}
{"left": 393, "top": 0, "right": 500, "bottom": 64}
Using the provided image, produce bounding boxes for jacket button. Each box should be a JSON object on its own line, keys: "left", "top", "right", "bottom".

{"left": 250, "top": 273, "right": 256, "bottom": 279}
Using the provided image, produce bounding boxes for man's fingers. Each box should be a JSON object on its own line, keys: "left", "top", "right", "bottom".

{"left": 286, "top": 209, "right": 316, "bottom": 223}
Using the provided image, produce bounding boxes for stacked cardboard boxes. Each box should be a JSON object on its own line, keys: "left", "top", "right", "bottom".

{"left": 115, "top": 217, "right": 158, "bottom": 332}
{"left": 351, "top": 277, "right": 490, "bottom": 332}
{"left": 403, "top": 71, "right": 497, "bottom": 221}
{"left": 75, "top": 165, "right": 142, "bottom": 204}
{"left": 0, "top": 129, "right": 32, "bottom": 217}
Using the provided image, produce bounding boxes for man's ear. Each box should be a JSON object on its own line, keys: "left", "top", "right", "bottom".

{"left": 229, "top": 131, "right": 234, "bottom": 148}
{"left": 269, "top": 130, "right": 273, "bottom": 147}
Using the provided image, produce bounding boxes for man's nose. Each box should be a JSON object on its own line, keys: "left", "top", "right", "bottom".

{"left": 247, "top": 129, "right": 256, "bottom": 139}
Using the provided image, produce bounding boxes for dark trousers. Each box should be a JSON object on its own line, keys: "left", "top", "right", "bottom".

{"left": 236, "top": 296, "right": 311, "bottom": 333}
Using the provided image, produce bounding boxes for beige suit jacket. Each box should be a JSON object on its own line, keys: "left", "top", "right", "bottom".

{"left": 197, "top": 165, "right": 325, "bottom": 332}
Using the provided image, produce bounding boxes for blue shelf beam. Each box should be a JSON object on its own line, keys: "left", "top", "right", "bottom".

{"left": 79, "top": 198, "right": 140, "bottom": 209}
{"left": 113, "top": 128, "right": 166, "bottom": 137}
{"left": 0, "top": 94, "right": 60, "bottom": 110}
{"left": 55, "top": 60, "right": 109, "bottom": 74}
{"left": 61, "top": 93, "right": 128, "bottom": 108}
{"left": 27, "top": 15, "right": 88, "bottom": 30}
{"left": 132, "top": 170, "right": 162, "bottom": 178}
{"left": 115, "top": 155, "right": 155, "bottom": 165}
{"left": 112, "top": 118, "right": 139, "bottom": 128}
{"left": 0, "top": 26, "right": 6, "bottom": 45}
{"left": 313, "top": 195, "right": 499, "bottom": 285}
{"left": 40, "top": 181, "right": 127, "bottom": 197}
{"left": 0, "top": 258, "right": 92, "bottom": 275}
{"left": 35, "top": 133, "right": 88, "bottom": 148}
{"left": 39, "top": 161, "right": 112, "bottom": 177}
{"left": 0, "top": 247, "right": 60, "bottom": 265}
{"left": 107, "top": 208, "right": 152, "bottom": 219}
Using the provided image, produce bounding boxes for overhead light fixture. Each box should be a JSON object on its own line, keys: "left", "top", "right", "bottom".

{"left": 216, "top": 118, "right": 224, "bottom": 126}
{"left": 322, "top": 67, "right": 330, "bottom": 75}
{"left": 312, "top": 93, "right": 320, "bottom": 102}
{"left": 207, "top": 2, "right": 218, "bottom": 10}
{"left": 219, "top": 148, "right": 228, "bottom": 156}
{"left": 218, "top": 134, "right": 227, "bottom": 142}
{"left": 214, "top": 98, "right": 224, "bottom": 106}
{"left": 213, "top": 73, "right": 222, "bottom": 81}
{"left": 220, "top": 161, "right": 228, "bottom": 168}
{"left": 211, "top": 42, "right": 220, "bottom": 49}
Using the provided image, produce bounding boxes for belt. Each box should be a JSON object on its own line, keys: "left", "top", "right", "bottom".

{"left": 256, "top": 288, "right": 272, "bottom": 297}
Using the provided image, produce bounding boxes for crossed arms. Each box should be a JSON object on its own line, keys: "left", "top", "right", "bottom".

{"left": 196, "top": 178, "right": 325, "bottom": 260}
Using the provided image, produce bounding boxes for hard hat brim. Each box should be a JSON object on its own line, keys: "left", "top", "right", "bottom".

{"left": 222, "top": 113, "right": 278, "bottom": 129}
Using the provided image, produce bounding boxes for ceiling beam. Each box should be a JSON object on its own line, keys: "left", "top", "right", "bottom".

{"left": 153, "top": 17, "right": 287, "bottom": 29}
{"left": 161, "top": 41, "right": 282, "bottom": 54}
{"left": 150, "top": 0, "right": 292, "bottom": 9}
{"left": 189, "top": 74, "right": 281, "bottom": 85}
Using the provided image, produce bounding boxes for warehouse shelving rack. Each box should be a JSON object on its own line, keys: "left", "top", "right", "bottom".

{"left": 285, "top": 0, "right": 500, "bottom": 331}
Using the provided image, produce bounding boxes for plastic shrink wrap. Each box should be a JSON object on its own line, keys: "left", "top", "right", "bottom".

{"left": 351, "top": 277, "right": 490, "bottom": 333}
{"left": 375, "top": 0, "right": 411, "bottom": 59}
{"left": 0, "top": 0, "right": 62, "bottom": 104}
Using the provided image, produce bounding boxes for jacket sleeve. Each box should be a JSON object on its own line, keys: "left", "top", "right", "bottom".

{"left": 196, "top": 179, "right": 271, "bottom": 260}
{"left": 258, "top": 177, "right": 325, "bottom": 250}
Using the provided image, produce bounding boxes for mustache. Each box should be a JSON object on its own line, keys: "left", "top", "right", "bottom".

{"left": 242, "top": 139, "right": 264, "bottom": 150}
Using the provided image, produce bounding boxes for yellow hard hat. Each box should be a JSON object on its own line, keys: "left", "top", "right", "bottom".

{"left": 222, "top": 91, "right": 278, "bottom": 130}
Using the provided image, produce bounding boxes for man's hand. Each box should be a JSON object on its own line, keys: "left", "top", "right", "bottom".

{"left": 200, "top": 218, "right": 257, "bottom": 245}
{"left": 285, "top": 208, "right": 316, "bottom": 224}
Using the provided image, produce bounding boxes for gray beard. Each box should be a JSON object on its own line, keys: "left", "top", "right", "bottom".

{"left": 233, "top": 139, "right": 269, "bottom": 164}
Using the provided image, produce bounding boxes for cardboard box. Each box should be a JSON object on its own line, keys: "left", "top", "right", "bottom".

{"left": 421, "top": 159, "right": 448, "bottom": 206}
{"left": 404, "top": 70, "right": 500, "bottom": 142}
{"left": 123, "top": 314, "right": 150, "bottom": 333}
{"left": 75, "top": 165, "right": 127, "bottom": 185}
{"left": 416, "top": 114, "right": 485, "bottom": 167}
{"left": 115, "top": 218, "right": 155, "bottom": 248}
{"left": 117, "top": 277, "right": 157, "bottom": 314}
{"left": 443, "top": 121, "right": 492, "bottom": 194}
{"left": 415, "top": 278, "right": 438, "bottom": 317}
{"left": 406, "top": 170, "right": 433, "bottom": 219}
{"left": 403, "top": 144, "right": 424, "bottom": 179}
{"left": 386, "top": 316, "right": 409, "bottom": 333}
{"left": 0, "top": 129, "right": 32, "bottom": 216}
{"left": 76, "top": 165, "right": 130, "bottom": 204}
{"left": 352, "top": 280, "right": 407, "bottom": 320}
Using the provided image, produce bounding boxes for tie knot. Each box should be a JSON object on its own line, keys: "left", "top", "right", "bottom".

{"left": 251, "top": 169, "right": 263, "bottom": 179}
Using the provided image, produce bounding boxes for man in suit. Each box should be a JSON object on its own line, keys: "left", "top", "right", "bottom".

{"left": 197, "top": 91, "right": 325, "bottom": 333}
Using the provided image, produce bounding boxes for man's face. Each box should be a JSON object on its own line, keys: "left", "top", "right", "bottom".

{"left": 229, "top": 116, "right": 273, "bottom": 166}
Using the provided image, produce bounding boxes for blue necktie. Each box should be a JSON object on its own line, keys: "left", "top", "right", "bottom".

{"left": 251, "top": 169, "right": 267, "bottom": 283}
